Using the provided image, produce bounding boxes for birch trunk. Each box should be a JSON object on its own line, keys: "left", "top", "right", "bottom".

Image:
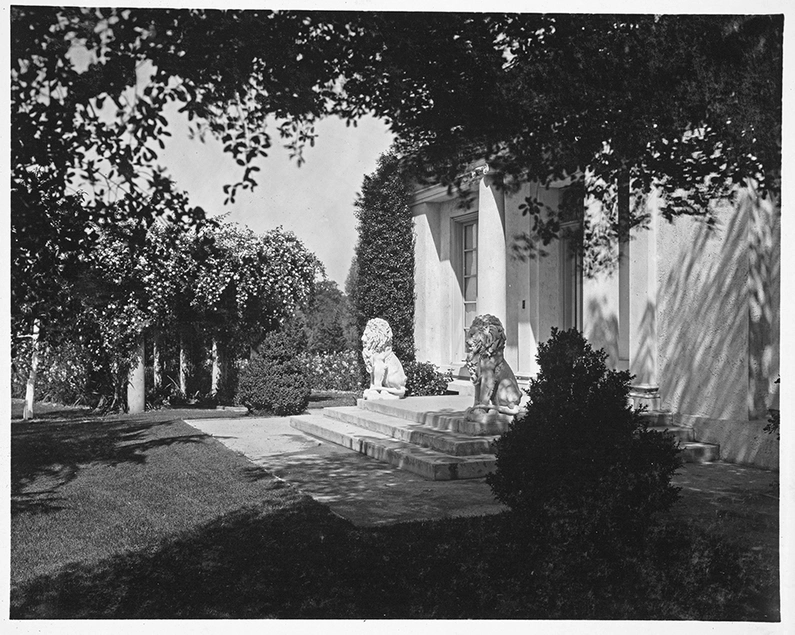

{"left": 211, "top": 337, "right": 224, "bottom": 396}
{"left": 179, "top": 332, "right": 189, "bottom": 396}
{"left": 152, "top": 332, "right": 162, "bottom": 390}
{"left": 23, "top": 319, "right": 41, "bottom": 420}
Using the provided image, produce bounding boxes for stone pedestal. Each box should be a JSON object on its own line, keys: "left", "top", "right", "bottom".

{"left": 462, "top": 407, "right": 515, "bottom": 436}
{"left": 363, "top": 387, "right": 404, "bottom": 400}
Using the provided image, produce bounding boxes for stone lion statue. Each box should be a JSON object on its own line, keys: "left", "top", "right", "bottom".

{"left": 361, "top": 318, "right": 406, "bottom": 400}
{"left": 465, "top": 314, "right": 523, "bottom": 422}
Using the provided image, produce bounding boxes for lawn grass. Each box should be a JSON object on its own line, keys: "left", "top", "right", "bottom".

{"left": 10, "top": 407, "right": 779, "bottom": 620}
{"left": 307, "top": 390, "right": 359, "bottom": 409}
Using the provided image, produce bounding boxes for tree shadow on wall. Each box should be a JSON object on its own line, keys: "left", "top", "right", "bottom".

{"left": 656, "top": 187, "right": 779, "bottom": 460}
{"left": 585, "top": 297, "right": 620, "bottom": 367}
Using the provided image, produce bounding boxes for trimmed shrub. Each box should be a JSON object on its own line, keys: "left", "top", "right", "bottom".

{"left": 297, "top": 350, "right": 362, "bottom": 392}
{"left": 405, "top": 361, "right": 452, "bottom": 397}
{"left": 351, "top": 149, "right": 416, "bottom": 378}
{"left": 487, "top": 328, "right": 682, "bottom": 547}
{"left": 236, "top": 331, "right": 310, "bottom": 416}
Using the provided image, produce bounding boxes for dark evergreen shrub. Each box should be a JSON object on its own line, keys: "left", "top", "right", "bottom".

{"left": 405, "top": 361, "right": 453, "bottom": 396}
{"left": 487, "top": 328, "right": 682, "bottom": 547}
{"left": 236, "top": 331, "right": 310, "bottom": 416}
{"left": 352, "top": 149, "right": 416, "bottom": 379}
{"left": 302, "top": 279, "right": 352, "bottom": 354}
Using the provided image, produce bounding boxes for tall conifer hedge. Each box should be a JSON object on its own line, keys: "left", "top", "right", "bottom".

{"left": 352, "top": 150, "right": 416, "bottom": 370}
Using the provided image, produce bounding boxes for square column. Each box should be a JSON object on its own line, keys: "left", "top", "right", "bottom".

{"left": 477, "top": 170, "right": 507, "bottom": 327}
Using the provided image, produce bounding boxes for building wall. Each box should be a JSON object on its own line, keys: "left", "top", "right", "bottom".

{"left": 505, "top": 182, "right": 563, "bottom": 377}
{"left": 580, "top": 193, "right": 622, "bottom": 369}
{"left": 413, "top": 201, "right": 446, "bottom": 367}
{"left": 413, "top": 179, "right": 568, "bottom": 378}
{"left": 655, "top": 185, "right": 780, "bottom": 469}
{"left": 412, "top": 176, "right": 779, "bottom": 469}
{"left": 505, "top": 183, "right": 562, "bottom": 377}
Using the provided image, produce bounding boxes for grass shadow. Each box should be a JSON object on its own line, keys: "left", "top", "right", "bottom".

{"left": 12, "top": 417, "right": 205, "bottom": 514}
{"left": 307, "top": 391, "right": 359, "bottom": 409}
{"left": 10, "top": 499, "right": 778, "bottom": 620}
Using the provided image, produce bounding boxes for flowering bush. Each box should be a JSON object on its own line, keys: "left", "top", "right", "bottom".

{"left": 12, "top": 339, "right": 94, "bottom": 405}
{"left": 297, "top": 350, "right": 362, "bottom": 392}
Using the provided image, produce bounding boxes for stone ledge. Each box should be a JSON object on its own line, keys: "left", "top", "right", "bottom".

{"left": 681, "top": 414, "right": 777, "bottom": 470}
{"left": 680, "top": 441, "right": 721, "bottom": 464}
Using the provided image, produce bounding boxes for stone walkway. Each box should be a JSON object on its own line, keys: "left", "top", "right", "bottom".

{"left": 185, "top": 416, "right": 506, "bottom": 526}
{"left": 184, "top": 415, "right": 780, "bottom": 554}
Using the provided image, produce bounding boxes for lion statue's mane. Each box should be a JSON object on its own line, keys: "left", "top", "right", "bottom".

{"left": 361, "top": 318, "right": 406, "bottom": 399}
{"left": 465, "top": 314, "right": 522, "bottom": 416}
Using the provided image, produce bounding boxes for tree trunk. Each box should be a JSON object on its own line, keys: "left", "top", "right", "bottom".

{"left": 179, "top": 331, "right": 189, "bottom": 396}
{"left": 152, "top": 332, "right": 162, "bottom": 390}
{"left": 211, "top": 336, "right": 225, "bottom": 396}
{"left": 23, "top": 319, "right": 41, "bottom": 420}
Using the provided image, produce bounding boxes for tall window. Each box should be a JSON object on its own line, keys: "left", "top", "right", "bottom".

{"left": 559, "top": 185, "right": 584, "bottom": 331}
{"left": 463, "top": 220, "right": 478, "bottom": 337}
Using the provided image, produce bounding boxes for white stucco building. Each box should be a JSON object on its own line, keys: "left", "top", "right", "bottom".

{"left": 411, "top": 166, "right": 780, "bottom": 469}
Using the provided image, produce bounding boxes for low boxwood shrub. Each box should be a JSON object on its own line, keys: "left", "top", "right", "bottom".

{"left": 236, "top": 331, "right": 310, "bottom": 416}
{"left": 487, "top": 328, "right": 682, "bottom": 549}
{"left": 404, "top": 360, "right": 452, "bottom": 397}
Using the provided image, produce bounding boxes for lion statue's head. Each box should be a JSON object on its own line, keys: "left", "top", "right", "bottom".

{"left": 465, "top": 314, "right": 506, "bottom": 378}
{"left": 361, "top": 318, "right": 393, "bottom": 372}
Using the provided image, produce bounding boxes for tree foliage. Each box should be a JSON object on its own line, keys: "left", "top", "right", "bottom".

{"left": 13, "top": 9, "right": 780, "bottom": 225}
{"left": 12, "top": 8, "right": 781, "bottom": 349}
{"left": 12, "top": 215, "right": 319, "bottom": 408}
{"left": 301, "top": 280, "right": 353, "bottom": 354}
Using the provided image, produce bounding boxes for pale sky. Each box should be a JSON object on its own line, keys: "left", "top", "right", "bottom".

{"left": 161, "top": 106, "right": 395, "bottom": 288}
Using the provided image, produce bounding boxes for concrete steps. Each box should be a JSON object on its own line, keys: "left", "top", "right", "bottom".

{"left": 354, "top": 395, "right": 511, "bottom": 436}
{"left": 322, "top": 406, "right": 498, "bottom": 456}
{"left": 290, "top": 413, "right": 496, "bottom": 480}
{"left": 290, "top": 397, "right": 721, "bottom": 481}
{"left": 641, "top": 410, "right": 721, "bottom": 463}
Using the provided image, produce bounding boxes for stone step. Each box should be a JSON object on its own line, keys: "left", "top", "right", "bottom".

{"left": 356, "top": 395, "right": 474, "bottom": 431}
{"left": 322, "top": 406, "right": 497, "bottom": 456}
{"left": 680, "top": 441, "right": 721, "bottom": 464}
{"left": 630, "top": 385, "right": 661, "bottom": 411}
{"left": 648, "top": 424, "right": 695, "bottom": 442}
{"left": 639, "top": 410, "right": 674, "bottom": 426}
{"left": 290, "top": 414, "right": 496, "bottom": 481}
